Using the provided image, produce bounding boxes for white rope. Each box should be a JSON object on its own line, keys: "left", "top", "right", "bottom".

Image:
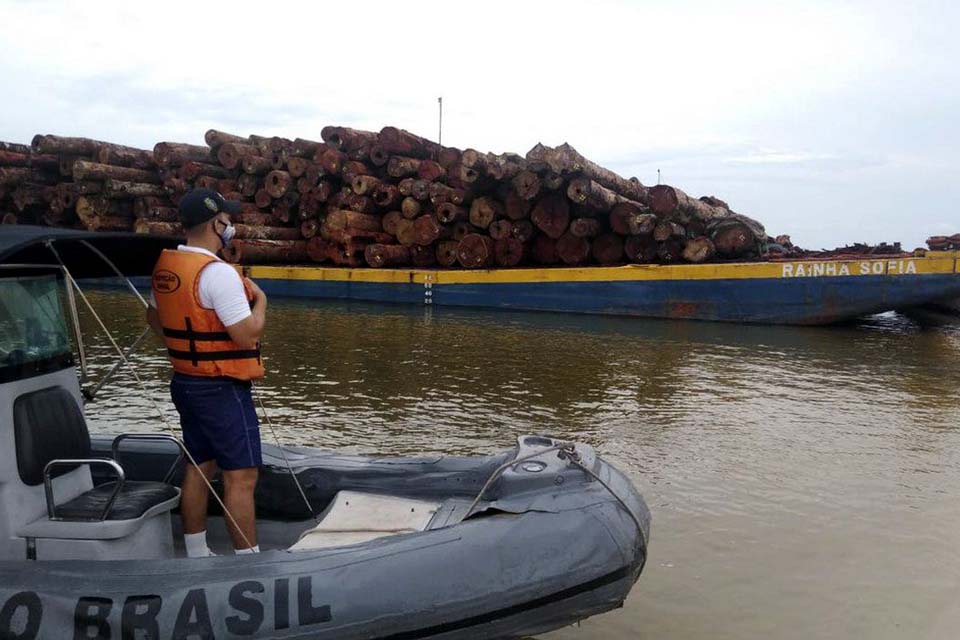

{"left": 252, "top": 387, "right": 319, "bottom": 522}
{"left": 46, "top": 242, "right": 253, "bottom": 550}
{"left": 83, "top": 325, "right": 151, "bottom": 400}
{"left": 563, "top": 456, "right": 647, "bottom": 539}
{"left": 462, "top": 444, "right": 571, "bottom": 519}
{"left": 463, "top": 441, "right": 647, "bottom": 538}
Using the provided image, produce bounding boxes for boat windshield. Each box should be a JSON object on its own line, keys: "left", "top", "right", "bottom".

{"left": 0, "top": 274, "right": 73, "bottom": 382}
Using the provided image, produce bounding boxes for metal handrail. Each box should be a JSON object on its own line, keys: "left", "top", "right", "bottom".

{"left": 59, "top": 263, "right": 88, "bottom": 380}
{"left": 111, "top": 433, "right": 188, "bottom": 484}
{"left": 43, "top": 458, "right": 125, "bottom": 521}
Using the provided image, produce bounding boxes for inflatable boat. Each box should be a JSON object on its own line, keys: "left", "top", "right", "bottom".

{"left": 0, "top": 226, "right": 650, "bottom": 639}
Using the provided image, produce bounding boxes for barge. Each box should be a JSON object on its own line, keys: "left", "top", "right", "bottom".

{"left": 4, "top": 225, "right": 957, "bottom": 325}
{"left": 241, "top": 252, "right": 960, "bottom": 325}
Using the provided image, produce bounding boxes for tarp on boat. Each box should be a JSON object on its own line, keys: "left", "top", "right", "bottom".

{"left": 0, "top": 224, "right": 176, "bottom": 277}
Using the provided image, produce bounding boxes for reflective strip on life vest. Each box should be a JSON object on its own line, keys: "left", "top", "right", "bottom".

{"left": 162, "top": 328, "right": 231, "bottom": 340}
{"left": 166, "top": 348, "right": 262, "bottom": 363}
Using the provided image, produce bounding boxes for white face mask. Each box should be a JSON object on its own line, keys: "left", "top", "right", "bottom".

{"left": 216, "top": 218, "right": 236, "bottom": 248}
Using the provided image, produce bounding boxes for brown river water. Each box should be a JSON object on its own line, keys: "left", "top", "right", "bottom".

{"left": 76, "top": 289, "right": 960, "bottom": 640}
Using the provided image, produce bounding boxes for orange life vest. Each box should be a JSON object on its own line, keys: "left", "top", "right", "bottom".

{"left": 151, "top": 249, "right": 265, "bottom": 380}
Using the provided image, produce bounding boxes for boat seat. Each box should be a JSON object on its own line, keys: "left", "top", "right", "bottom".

{"left": 17, "top": 488, "right": 181, "bottom": 541}
{"left": 56, "top": 481, "right": 179, "bottom": 521}
{"left": 12, "top": 386, "right": 180, "bottom": 544}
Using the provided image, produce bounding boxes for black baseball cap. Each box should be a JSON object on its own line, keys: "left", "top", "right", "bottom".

{"left": 178, "top": 188, "right": 241, "bottom": 228}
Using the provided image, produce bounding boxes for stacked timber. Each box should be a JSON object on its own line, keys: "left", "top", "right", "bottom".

{"left": 765, "top": 234, "right": 804, "bottom": 258}
{"left": 0, "top": 135, "right": 162, "bottom": 231}
{"left": 1, "top": 127, "right": 771, "bottom": 267}
{"left": 927, "top": 235, "right": 960, "bottom": 251}
{"left": 1, "top": 139, "right": 69, "bottom": 227}
{"left": 769, "top": 238, "right": 914, "bottom": 260}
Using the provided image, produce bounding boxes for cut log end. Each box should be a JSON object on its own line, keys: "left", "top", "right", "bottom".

{"left": 365, "top": 244, "right": 411, "bottom": 268}
{"left": 401, "top": 197, "right": 422, "bottom": 219}
{"left": 488, "top": 219, "right": 515, "bottom": 241}
{"left": 457, "top": 233, "right": 495, "bottom": 269}
{"left": 648, "top": 185, "right": 680, "bottom": 215}
{"left": 625, "top": 235, "right": 658, "bottom": 263}
{"left": 512, "top": 170, "right": 541, "bottom": 201}
{"left": 533, "top": 236, "right": 559, "bottom": 265}
{"left": 469, "top": 197, "right": 503, "bottom": 229}
{"left": 570, "top": 217, "right": 600, "bottom": 238}
{"left": 413, "top": 214, "right": 442, "bottom": 246}
{"left": 712, "top": 221, "right": 758, "bottom": 257}
{"left": 494, "top": 237, "right": 525, "bottom": 267}
{"left": 435, "top": 203, "right": 465, "bottom": 224}
{"left": 264, "top": 170, "right": 292, "bottom": 198}
{"left": 436, "top": 240, "right": 460, "bottom": 267}
{"left": 556, "top": 232, "right": 590, "bottom": 265}
{"left": 531, "top": 193, "right": 570, "bottom": 240}
{"left": 682, "top": 236, "right": 717, "bottom": 263}
{"left": 411, "top": 243, "right": 437, "bottom": 267}
{"left": 369, "top": 146, "right": 390, "bottom": 166}
{"left": 591, "top": 233, "right": 624, "bottom": 264}
{"left": 372, "top": 184, "right": 399, "bottom": 208}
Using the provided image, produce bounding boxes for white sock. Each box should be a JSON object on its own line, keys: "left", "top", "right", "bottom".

{"left": 235, "top": 545, "right": 260, "bottom": 555}
{"left": 184, "top": 531, "right": 214, "bottom": 558}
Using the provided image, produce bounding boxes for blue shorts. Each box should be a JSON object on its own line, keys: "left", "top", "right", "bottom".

{"left": 170, "top": 373, "right": 262, "bottom": 470}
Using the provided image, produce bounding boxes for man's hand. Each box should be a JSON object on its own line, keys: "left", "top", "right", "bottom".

{"left": 245, "top": 278, "right": 266, "bottom": 304}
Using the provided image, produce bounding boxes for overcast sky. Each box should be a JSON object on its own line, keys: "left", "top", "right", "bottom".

{"left": 1, "top": 0, "right": 956, "bottom": 249}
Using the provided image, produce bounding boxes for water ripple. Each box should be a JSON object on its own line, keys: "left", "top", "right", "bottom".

{"left": 75, "top": 291, "right": 960, "bottom": 639}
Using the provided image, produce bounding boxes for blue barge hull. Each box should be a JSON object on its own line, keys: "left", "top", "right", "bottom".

{"left": 242, "top": 253, "right": 960, "bottom": 325}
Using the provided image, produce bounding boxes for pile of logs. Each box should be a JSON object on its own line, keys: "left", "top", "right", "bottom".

{"left": 763, "top": 234, "right": 802, "bottom": 258}
{"left": 824, "top": 241, "right": 903, "bottom": 256}
{"left": 1, "top": 127, "right": 771, "bottom": 268}
{"left": 927, "top": 235, "right": 960, "bottom": 251}
{"left": 1, "top": 136, "right": 165, "bottom": 231}
{"left": 766, "top": 237, "right": 917, "bottom": 261}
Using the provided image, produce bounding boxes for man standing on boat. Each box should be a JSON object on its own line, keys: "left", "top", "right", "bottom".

{"left": 146, "top": 188, "right": 267, "bottom": 557}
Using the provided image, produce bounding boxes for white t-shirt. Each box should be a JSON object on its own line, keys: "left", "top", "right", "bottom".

{"left": 149, "top": 246, "right": 252, "bottom": 327}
